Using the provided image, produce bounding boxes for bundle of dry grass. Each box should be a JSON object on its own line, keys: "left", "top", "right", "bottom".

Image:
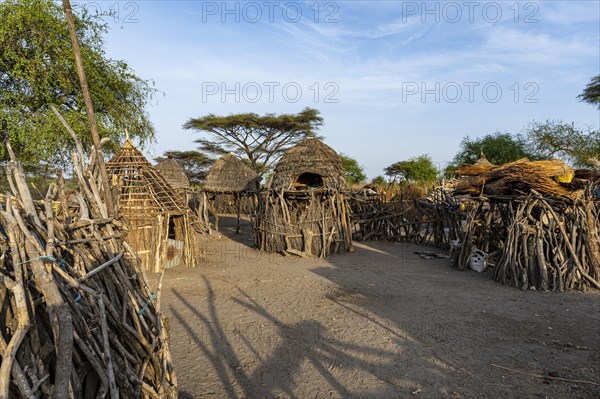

{"left": 255, "top": 138, "right": 352, "bottom": 257}
{"left": 0, "top": 142, "right": 176, "bottom": 398}
{"left": 155, "top": 156, "right": 190, "bottom": 195}
{"left": 107, "top": 140, "right": 202, "bottom": 271}
{"left": 455, "top": 152, "right": 497, "bottom": 176}
{"left": 454, "top": 159, "right": 577, "bottom": 198}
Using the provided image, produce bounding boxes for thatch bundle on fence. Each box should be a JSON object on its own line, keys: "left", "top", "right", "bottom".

{"left": 106, "top": 140, "right": 202, "bottom": 272}
{"left": 255, "top": 138, "right": 352, "bottom": 257}
{"left": 451, "top": 159, "right": 600, "bottom": 291}
{"left": 454, "top": 158, "right": 577, "bottom": 198}
{"left": 155, "top": 156, "right": 190, "bottom": 196}
{"left": 0, "top": 141, "right": 176, "bottom": 398}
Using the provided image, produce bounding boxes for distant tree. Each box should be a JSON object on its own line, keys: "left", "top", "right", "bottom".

{"left": 578, "top": 74, "right": 600, "bottom": 109}
{"left": 371, "top": 175, "right": 386, "bottom": 185}
{"left": 384, "top": 154, "right": 438, "bottom": 183}
{"left": 525, "top": 119, "right": 600, "bottom": 167}
{"left": 183, "top": 107, "right": 323, "bottom": 175}
{"left": 450, "top": 132, "right": 534, "bottom": 167}
{"left": 339, "top": 154, "right": 367, "bottom": 185}
{"left": 0, "top": 0, "right": 157, "bottom": 170}
{"left": 155, "top": 150, "right": 213, "bottom": 186}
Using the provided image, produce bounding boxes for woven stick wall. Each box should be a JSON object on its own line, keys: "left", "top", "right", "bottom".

{"left": 255, "top": 138, "right": 352, "bottom": 257}
{"left": 106, "top": 140, "right": 202, "bottom": 271}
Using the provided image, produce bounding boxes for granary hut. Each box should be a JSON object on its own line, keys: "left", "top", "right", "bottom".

{"left": 106, "top": 140, "right": 201, "bottom": 271}
{"left": 203, "top": 152, "right": 260, "bottom": 232}
{"left": 155, "top": 155, "right": 190, "bottom": 196}
{"left": 255, "top": 138, "right": 352, "bottom": 257}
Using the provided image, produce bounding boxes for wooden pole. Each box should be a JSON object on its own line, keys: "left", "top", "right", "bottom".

{"left": 62, "top": 0, "right": 114, "bottom": 217}
{"left": 236, "top": 193, "right": 241, "bottom": 234}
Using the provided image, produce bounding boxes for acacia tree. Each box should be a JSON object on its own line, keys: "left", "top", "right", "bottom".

{"left": 155, "top": 150, "right": 214, "bottom": 186}
{"left": 183, "top": 107, "right": 323, "bottom": 174}
{"left": 578, "top": 74, "right": 600, "bottom": 109}
{"left": 339, "top": 154, "right": 367, "bottom": 185}
{"left": 385, "top": 155, "right": 438, "bottom": 183}
{"left": 525, "top": 120, "right": 600, "bottom": 167}
{"left": 0, "top": 0, "right": 157, "bottom": 170}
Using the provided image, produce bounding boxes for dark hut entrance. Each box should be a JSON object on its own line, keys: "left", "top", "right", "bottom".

{"left": 294, "top": 172, "right": 323, "bottom": 189}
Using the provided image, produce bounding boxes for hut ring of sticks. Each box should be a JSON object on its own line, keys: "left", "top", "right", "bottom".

{"left": 255, "top": 138, "right": 352, "bottom": 258}
{"left": 201, "top": 153, "right": 261, "bottom": 233}
{"left": 0, "top": 139, "right": 176, "bottom": 398}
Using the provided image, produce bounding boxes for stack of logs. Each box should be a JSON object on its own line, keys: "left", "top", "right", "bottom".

{"left": 0, "top": 141, "right": 176, "bottom": 398}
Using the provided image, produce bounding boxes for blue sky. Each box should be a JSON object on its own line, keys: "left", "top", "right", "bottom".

{"left": 89, "top": 0, "right": 599, "bottom": 177}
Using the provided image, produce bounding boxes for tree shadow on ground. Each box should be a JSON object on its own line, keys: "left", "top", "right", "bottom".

{"left": 169, "top": 276, "right": 422, "bottom": 398}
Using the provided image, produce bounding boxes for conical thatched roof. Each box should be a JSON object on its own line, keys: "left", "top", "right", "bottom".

{"left": 270, "top": 138, "right": 347, "bottom": 191}
{"left": 106, "top": 140, "right": 187, "bottom": 217}
{"left": 155, "top": 156, "right": 190, "bottom": 191}
{"left": 203, "top": 153, "right": 260, "bottom": 193}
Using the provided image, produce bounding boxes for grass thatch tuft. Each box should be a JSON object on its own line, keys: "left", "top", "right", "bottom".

{"left": 203, "top": 153, "right": 260, "bottom": 193}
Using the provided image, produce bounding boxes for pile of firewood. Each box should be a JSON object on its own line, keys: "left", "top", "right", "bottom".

{"left": 0, "top": 141, "right": 176, "bottom": 398}
{"left": 451, "top": 158, "right": 600, "bottom": 291}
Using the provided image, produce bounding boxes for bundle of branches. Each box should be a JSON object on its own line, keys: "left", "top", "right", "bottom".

{"left": 456, "top": 185, "right": 600, "bottom": 291}
{"left": 454, "top": 159, "right": 578, "bottom": 198}
{"left": 0, "top": 141, "right": 177, "bottom": 398}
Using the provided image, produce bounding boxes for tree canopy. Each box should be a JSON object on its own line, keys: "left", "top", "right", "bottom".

{"left": 451, "top": 132, "right": 534, "bottom": 167}
{"left": 155, "top": 150, "right": 214, "bottom": 186}
{"left": 183, "top": 107, "right": 323, "bottom": 175}
{"left": 525, "top": 120, "right": 600, "bottom": 167}
{"left": 339, "top": 154, "right": 367, "bottom": 185}
{"left": 0, "top": 0, "right": 157, "bottom": 170}
{"left": 384, "top": 154, "right": 438, "bottom": 183}
{"left": 578, "top": 74, "right": 600, "bottom": 109}
{"left": 371, "top": 175, "right": 386, "bottom": 185}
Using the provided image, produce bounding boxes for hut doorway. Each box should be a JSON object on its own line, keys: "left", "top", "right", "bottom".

{"left": 164, "top": 215, "right": 185, "bottom": 268}
{"left": 294, "top": 172, "right": 323, "bottom": 189}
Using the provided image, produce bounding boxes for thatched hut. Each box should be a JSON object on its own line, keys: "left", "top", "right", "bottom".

{"left": 255, "top": 138, "right": 352, "bottom": 257}
{"left": 106, "top": 140, "right": 201, "bottom": 271}
{"left": 155, "top": 155, "right": 190, "bottom": 196}
{"left": 203, "top": 152, "right": 260, "bottom": 232}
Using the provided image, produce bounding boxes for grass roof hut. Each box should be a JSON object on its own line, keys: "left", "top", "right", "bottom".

{"left": 155, "top": 155, "right": 190, "bottom": 196}
{"left": 203, "top": 152, "right": 260, "bottom": 233}
{"left": 106, "top": 140, "right": 201, "bottom": 272}
{"left": 255, "top": 138, "right": 352, "bottom": 257}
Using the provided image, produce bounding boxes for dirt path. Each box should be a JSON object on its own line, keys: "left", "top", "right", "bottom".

{"left": 159, "top": 217, "right": 600, "bottom": 399}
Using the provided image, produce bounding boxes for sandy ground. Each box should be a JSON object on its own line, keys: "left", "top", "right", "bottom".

{"left": 157, "top": 217, "right": 600, "bottom": 399}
